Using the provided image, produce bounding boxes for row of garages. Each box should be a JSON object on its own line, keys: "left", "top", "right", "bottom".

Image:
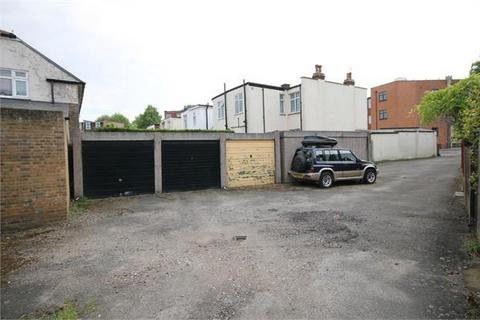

{"left": 81, "top": 136, "right": 278, "bottom": 197}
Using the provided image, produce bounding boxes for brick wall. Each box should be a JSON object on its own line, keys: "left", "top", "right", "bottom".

{"left": 369, "top": 79, "right": 454, "bottom": 148}
{"left": 1, "top": 108, "right": 68, "bottom": 229}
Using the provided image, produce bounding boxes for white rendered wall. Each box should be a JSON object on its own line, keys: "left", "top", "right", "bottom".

{"left": 371, "top": 130, "right": 437, "bottom": 161}
{"left": 212, "top": 86, "right": 247, "bottom": 133}
{"left": 0, "top": 37, "right": 79, "bottom": 104}
{"left": 212, "top": 80, "right": 366, "bottom": 133}
{"left": 162, "top": 117, "right": 184, "bottom": 130}
{"left": 182, "top": 105, "right": 213, "bottom": 129}
{"left": 301, "top": 78, "right": 367, "bottom": 131}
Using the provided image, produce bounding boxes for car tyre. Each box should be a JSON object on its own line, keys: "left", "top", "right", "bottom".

{"left": 319, "top": 171, "right": 334, "bottom": 188}
{"left": 363, "top": 168, "right": 377, "bottom": 184}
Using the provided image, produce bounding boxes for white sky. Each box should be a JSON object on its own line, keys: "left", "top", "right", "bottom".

{"left": 2, "top": 0, "right": 479, "bottom": 121}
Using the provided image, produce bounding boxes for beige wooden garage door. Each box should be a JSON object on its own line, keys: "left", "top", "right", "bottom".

{"left": 226, "top": 140, "right": 275, "bottom": 188}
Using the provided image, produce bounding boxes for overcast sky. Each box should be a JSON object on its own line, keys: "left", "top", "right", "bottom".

{"left": 2, "top": 0, "right": 479, "bottom": 121}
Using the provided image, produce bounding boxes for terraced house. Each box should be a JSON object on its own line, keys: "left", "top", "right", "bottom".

{"left": 211, "top": 65, "right": 368, "bottom": 133}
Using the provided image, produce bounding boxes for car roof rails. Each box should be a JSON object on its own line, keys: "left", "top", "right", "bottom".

{"left": 301, "top": 135, "right": 338, "bottom": 147}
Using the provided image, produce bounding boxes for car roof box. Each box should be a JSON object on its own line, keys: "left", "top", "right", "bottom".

{"left": 301, "top": 135, "right": 338, "bottom": 147}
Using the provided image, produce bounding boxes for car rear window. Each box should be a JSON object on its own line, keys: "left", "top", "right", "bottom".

{"left": 315, "top": 150, "right": 326, "bottom": 161}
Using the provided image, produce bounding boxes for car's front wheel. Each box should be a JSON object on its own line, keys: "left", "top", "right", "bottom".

{"left": 363, "top": 168, "right": 377, "bottom": 184}
{"left": 319, "top": 171, "right": 334, "bottom": 188}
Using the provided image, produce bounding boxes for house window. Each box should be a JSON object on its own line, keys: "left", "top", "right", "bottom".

{"left": 193, "top": 112, "right": 197, "bottom": 126}
{"left": 378, "top": 91, "right": 387, "bottom": 102}
{"left": 217, "top": 101, "right": 225, "bottom": 119}
{"left": 183, "top": 114, "right": 188, "bottom": 128}
{"left": 234, "top": 93, "right": 244, "bottom": 114}
{"left": 379, "top": 110, "right": 388, "bottom": 120}
{"left": 368, "top": 115, "right": 372, "bottom": 125}
{"left": 367, "top": 97, "right": 371, "bottom": 109}
{"left": 280, "top": 94, "right": 285, "bottom": 114}
{"left": 95, "top": 121, "right": 101, "bottom": 128}
{"left": 0, "top": 69, "right": 28, "bottom": 97}
{"left": 84, "top": 122, "right": 91, "bottom": 130}
{"left": 290, "top": 92, "right": 301, "bottom": 113}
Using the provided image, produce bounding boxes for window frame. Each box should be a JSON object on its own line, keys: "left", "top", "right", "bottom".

{"left": 0, "top": 68, "right": 29, "bottom": 98}
{"left": 379, "top": 109, "right": 388, "bottom": 120}
{"left": 280, "top": 94, "right": 285, "bottom": 114}
{"left": 234, "top": 93, "right": 244, "bottom": 115}
{"left": 192, "top": 111, "right": 197, "bottom": 127}
{"left": 290, "top": 91, "right": 301, "bottom": 113}
{"left": 378, "top": 91, "right": 387, "bottom": 102}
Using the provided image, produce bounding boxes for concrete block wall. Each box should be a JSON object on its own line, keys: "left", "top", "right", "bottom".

{"left": 279, "top": 131, "right": 369, "bottom": 183}
{"left": 370, "top": 129, "right": 437, "bottom": 162}
{"left": 1, "top": 108, "right": 69, "bottom": 229}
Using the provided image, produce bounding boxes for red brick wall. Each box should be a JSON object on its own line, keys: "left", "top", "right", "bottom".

{"left": 1, "top": 108, "right": 68, "bottom": 229}
{"left": 369, "top": 79, "right": 453, "bottom": 148}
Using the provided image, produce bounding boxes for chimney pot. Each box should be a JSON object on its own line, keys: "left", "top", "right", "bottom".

{"left": 281, "top": 83, "right": 290, "bottom": 90}
{"left": 312, "top": 64, "right": 325, "bottom": 80}
{"left": 343, "top": 72, "right": 355, "bottom": 86}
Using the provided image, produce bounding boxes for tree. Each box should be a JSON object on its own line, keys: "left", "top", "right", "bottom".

{"left": 96, "top": 113, "right": 130, "bottom": 127}
{"left": 471, "top": 60, "right": 480, "bottom": 75}
{"left": 132, "top": 105, "right": 162, "bottom": 129}
{"left": 416, "top": 73, "right": 480, "bottom": 190}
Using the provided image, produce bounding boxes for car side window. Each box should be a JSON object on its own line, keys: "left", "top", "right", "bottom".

{"left": 324, "top": 149, "right": 340, "bottom": 161}
{"left": 339, "top": 150, "right": 356, "bottom": 162}
{"left": 315, "top": 150, "right": 325, "bottom": 162}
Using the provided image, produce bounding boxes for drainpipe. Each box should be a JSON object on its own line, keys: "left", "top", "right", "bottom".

{"left": 243, "top": 79, "right": 248, "bottom": 133}
{"left": 50, "top": 82, "right": 55, "bottom": 104}
{"left": 223, "top": 83, "right": 228, "bottom": 130}
{"left": 262, "top": 88, "right": 266, "bottom": 133}
{"left": 299, "top": 84, "right": 303, "bottom": 131}
{"left": 374, "top": 90, "right": 378, "bottom": 129}
{"left": 205, "top": 105, "right": 209, "bottom": 129}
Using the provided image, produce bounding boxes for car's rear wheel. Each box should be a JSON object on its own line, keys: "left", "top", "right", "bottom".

{"left": 363, "top": 168, "right": 377, "bottom": 184}
{"left": 319, "top": 171, "right": 334, "bottom": 188}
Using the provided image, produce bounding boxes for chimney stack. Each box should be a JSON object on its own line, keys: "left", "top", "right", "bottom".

{"left": 343, "top": 72, "right": 355, "bottom": 86}
{"left": 445, "top": 75, "right": 452, "bottom": 86}
{"left": 312, "top": 65, "right": 325, "bottom": 80}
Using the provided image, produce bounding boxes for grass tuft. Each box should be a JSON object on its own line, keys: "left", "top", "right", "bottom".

{"left": 21, "top": 301, "right": 96, "bottom": 320}
{"left": 466, "top": 238, "right": 480, "bottom": 257}
{"left": 70, "top": 197, "right": 91, "bottom": 217}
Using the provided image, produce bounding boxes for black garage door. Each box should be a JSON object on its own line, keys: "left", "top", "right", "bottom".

{"left": 162, "top": 140, "right": 220, "bottom": 192}
{"left": 83, "top": 140, "right": 155, "bottom": 198}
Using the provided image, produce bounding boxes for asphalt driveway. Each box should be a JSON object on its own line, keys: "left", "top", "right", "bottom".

{"left": 1, "top": 150, "right": 469, "bottom": 319}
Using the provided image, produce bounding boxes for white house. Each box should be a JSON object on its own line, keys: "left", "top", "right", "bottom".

{"left": 161, "top": 105, "right": 214, "bottom": 130}
{"left": 182, "top": 104, "right": 214, "bottom": 130}
{"left": 161, "top": 110, "right": 184, "bottom": 130}
{"left": 211, "top": 65, "right": 367, "bottom": 133}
